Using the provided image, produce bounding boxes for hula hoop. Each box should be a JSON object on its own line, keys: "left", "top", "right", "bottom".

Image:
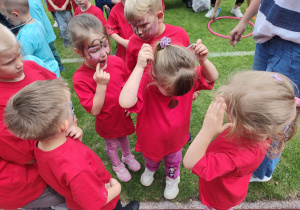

{"left": 208, "top": 16, "right": 254, "bottom": 39}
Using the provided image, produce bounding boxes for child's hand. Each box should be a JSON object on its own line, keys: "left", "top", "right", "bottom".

{"left": 193, "top": 91, "right": 200, "bottom": 100}
{"left": 192, "top": 39, "right": 209, "bottom": 63}
{"left": 229, "top": 23, "right": 247, "bottom": 47}
{"left": 202, "top": 97, "right": 232, "bottom": 138}
{"left": 93, "top": 63, "right": 110, "bottom": 86}
{"left": 67, "top": 125, "right": 83, "bottom": 141}
{"left": 136, "top": 44, "right": 154, "bottom": 70}
{"left": 125, "top": 110, "right": 131, "bottom": 117}
{"left": 104, "top": 5, "right": 109, "bottom": 9}
{"left": 109, "top": 178, "right": 119, "bottom": 187}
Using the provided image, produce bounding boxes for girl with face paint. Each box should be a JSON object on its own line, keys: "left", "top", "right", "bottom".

{"left": 69, "top": 14, "right": 140, "bottom": 186}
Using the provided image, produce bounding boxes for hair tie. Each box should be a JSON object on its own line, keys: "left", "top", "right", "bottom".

{"left": 160, "top": 37, "right": 172, "bottom": 49}
{"left": 272, "top": 73, "right": 283, "bottom": 81}
{"left": 295, "top": 97, "right": 300, "bottom": 106}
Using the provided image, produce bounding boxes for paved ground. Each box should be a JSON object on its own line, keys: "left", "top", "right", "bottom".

{"left": 138, "top": 200, "right": 300, "bottom": 209}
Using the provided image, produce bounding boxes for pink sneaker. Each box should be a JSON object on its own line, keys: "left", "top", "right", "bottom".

{"left": 113, "top": 163, "right": 131, "bottom": 182}
{"left": 122, "top": 154, "right": 141, "bottom": 172}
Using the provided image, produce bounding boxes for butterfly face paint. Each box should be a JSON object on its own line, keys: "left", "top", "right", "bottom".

{"left": 86, "top": 36, "right": 110, "bottom": 67}
{"left": 130, "top": 15, "right": 158, "bottom": 41}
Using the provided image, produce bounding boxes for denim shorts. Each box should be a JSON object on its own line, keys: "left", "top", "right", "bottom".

{"left": 253, "top": 36, "right": 300, "bottom": 96}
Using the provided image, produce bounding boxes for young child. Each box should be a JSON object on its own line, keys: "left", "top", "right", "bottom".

{"left": 69, "top": 14, "right": 140, "bottom": 182}
{"left": 0, "top": 0, "right": 60, "bottom": 78}
{"left": 0, "top": 23, "right": 67, "bottom": 209}
{"left": 106, "top": 0, "right": 134, "bottom": 61}
{"left": 46, "top": 0, "right": 73, "bottom": 47}
{"left": 124, "top": 0, "right": 188, "bottom": 72}
{"left": 74, "top": 0, "right": 107, "bottom": 26}
{"left": 4, "top": 79, "right": 140, "bottom": 210}
{"left": 119, "top": 37, "right": 218, "bottom": 199}
{"left": 29, "top": 0, "right": 65, "bottom": 72}
{"left": 183, "top": 71, "right": 299, "bottom": 209}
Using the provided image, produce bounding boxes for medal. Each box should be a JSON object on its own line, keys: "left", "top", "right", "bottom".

{"left": 169, "top": 96, "right": 178, "bottom": 109}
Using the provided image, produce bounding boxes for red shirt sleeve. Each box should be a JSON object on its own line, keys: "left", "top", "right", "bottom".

{"left": 73, "top": 76, "right": 95, "bottom": 113}
{"left": 193, "top": 66, "right": 215, "bottom": 91}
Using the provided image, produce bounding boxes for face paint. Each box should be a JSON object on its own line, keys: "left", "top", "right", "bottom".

{"left": 86, "top": 36, "right": 110, "bottom": 66}
{"left": 131, "top": 16, "right": 158, "bottom": 41}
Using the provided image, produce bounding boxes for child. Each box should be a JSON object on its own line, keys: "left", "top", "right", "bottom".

{"left": 4, "top": 79, "right": 140, "bottom": 210}
{"left": 29, "top": 0, "right": 65, "bottom": 72}
{"left": 74, "top": 0, "right": 106, "bottom": 26}
{"left": 69, "top": 14, "right": 140, "bottom": 182}
{"left": 124, "top": 0, "right": 188, "bottom": 72}
{"left": 119, "top": 37, "right": 218, "bottom": 199}
{"left": 0, "top": 23, "right": 67, "bottom": 209}
{"left": 230, "top": 0, "right": 300, "bottom": 182}
{"left": 106, "top": 0, "right": 134, "bottom": 61}
{"left": 183, "top": 71, "right": 299, "bottom": 209}
{"left": 46, "top": 0, "right": 73, "bottom": 47}
{"left": 0, "top": 0, "right": 60, "bottom": 78}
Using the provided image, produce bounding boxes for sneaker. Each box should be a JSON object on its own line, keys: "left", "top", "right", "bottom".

{"left": 205, "top": 7, "right": 214, "bottom": 18}
{"left": 250, "top": 175, "right": 272, "bottom": 182}
{"left": 63, "top": 39, "right": 69, "bottom": 47}
{"left": 164, "top": 176, "right": 180, "bottom": 200}
{"left": 122, "top": 154, "right": 141, "bottom": 172}
{"left": 123, "top": 201, "right": 139, "bottom": 210}
{"left": 187, "top": 132, "right": 193, "bottom": 143}
{"left": 59, "top": 65, "right": 65, "bottom": 72}
{"left": 231, "top": 6, "right": 243, "bottom": 18}
{"left": 113, "top": 163, "right": 131, "bottom": 182}
{"left": 53, "top": 21, "right": 58, "bottom": 27}
{"left": 140, "top": 168, "right": 155, "bottom": 186}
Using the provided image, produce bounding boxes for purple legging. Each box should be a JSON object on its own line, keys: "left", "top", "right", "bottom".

{"left": 143, "top": 149, "right": 182, "bottom": 179}
{"left": 104, "top": 136, "right": 132, "bottom": 167}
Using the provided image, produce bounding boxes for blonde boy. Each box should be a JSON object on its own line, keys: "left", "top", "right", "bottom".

{"left": 124, "top": 0, "right": 190, "bottom": 72}
{"left": 5, "top": 79, "right": 139, "bottom": 210}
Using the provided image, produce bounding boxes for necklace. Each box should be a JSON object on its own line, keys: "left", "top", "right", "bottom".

{"left": 10, "top": 17, "right": 32, "bottom": 31}
{"left": 169, "top": 96, "right": 178, "bottom": 109}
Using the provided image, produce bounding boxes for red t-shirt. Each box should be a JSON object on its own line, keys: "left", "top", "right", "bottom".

{"left": 46, "top": 0, "right": 72, "bottom": 12}
{"left": 106, "top": 2, "right": 134, "bottom": 61}
{"left": 74, "top": 4, "right": 106, "bottom": 26}
{"left": 128, "top": 67, "right": 214, "bottom": 161}
{"left": 34, "top": 137, "right": 120, "bottom": 210}
{"left": 192, "top": 130, "right": 270, "bottom": 209}
{"left": 0, "top": 60, "right": 56, "bottom": 209}
{"left": 73, "top": 56, "right": 135, "bottom": 139}
{"left": 125, "top": 24, "right": 190, "bottom": 72}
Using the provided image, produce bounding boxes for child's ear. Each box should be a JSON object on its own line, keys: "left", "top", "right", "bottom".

{"left": 11, "top": 10, "right": 20, "bottom": 19}
{"left": 74, "top": 48, "right": 84, "bottom": 57}
{"left": 157, "top": 11, "right": 164, "bottom": 23}
{"left": 60, "top": 120, "right": 69, "bottom": 132}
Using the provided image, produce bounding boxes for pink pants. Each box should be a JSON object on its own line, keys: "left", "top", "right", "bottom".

{"left": 143, "top": 149, "right": 182, "bottom": 179}
{"left": 104, "top": 136, "right": 131, "bottom": 167}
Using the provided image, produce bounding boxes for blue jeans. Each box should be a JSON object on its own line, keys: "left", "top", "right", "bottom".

{"left": 253, "top": 36, "right": 300, "bottom": 96}
{"left": 252, "top": 36, "right": 300, "bottom": 179}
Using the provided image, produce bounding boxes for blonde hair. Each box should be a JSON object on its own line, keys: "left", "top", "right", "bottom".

{"left": 0, "top": 23, "right": 18, "bottom": 52}
{"left": 124, "top": 0, "right": 163, "bottom": 22}
{"left": 1, "top": 0, "right": 29, "bottom": 15}
{"left": 215, "top": 71, "right": 298, "bottom": 152}
{"left": 4, "top": 79, "right": 70, "bottom": 141}
{"left": 68, "top": 13, "right": 110, "bottom": 53}
{"left": 152, "top": 40, "right": 197, "bottom": 96}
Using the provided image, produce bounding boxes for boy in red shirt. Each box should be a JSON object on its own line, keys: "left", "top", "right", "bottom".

{"left": 74, "top": 0, "right": 106, "bottom": 26}
{"left": 5, "top": 79, "right": 139, "bottom": 210}
{"left": 124, "top": 0, "right": 186, "bottom": 72}
{"left": 0, "top": 23, "right": 68, "bottom": 209}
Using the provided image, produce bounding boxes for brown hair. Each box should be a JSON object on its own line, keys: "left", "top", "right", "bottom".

{"left": 124, "top": 0, "right": 163, "bottom": 22}
{"left": 0, "top": 23, "right": 18, "bottom": 52}
{"left": 68, "top": 13, "right": 110, "bottom": 54}
{"left": 1, "top": 0, "right": 29, "bottom": 15}
{"left": 4, "top": 79, "right": 70, "bottom": 141}
{"left": 152, "top": 40, "right": 197, "bottom": 96}
{"left": 215, "top": 71, "right": 298, "bottom": 156}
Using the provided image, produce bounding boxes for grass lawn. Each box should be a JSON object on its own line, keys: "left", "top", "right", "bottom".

{"left": 44, "top": 0, "right": 299, "bottom": 203}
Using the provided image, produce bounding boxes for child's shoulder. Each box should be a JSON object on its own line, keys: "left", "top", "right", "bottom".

{"left": 24, "top": 60, "right": 56, "bottom": 79}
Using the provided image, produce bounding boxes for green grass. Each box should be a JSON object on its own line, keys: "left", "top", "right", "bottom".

{"left": 44, "top": 0, "right": 299, "bottom": 203}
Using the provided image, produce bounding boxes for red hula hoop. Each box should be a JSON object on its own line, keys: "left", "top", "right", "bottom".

{"left": 208, "top": 16, "right": 255, "bottom": 39}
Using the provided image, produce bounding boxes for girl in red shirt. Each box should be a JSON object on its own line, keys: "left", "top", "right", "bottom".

{"left": 69, "top": 14, "right": 140, "bottom": 182}
{"left": 184, "top": 71, "right": 299, "bottom": 209}
{"left": 119, "top": 37, "right": 218, "bottom": 199}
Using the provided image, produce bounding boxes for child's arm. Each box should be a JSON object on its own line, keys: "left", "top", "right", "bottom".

{"left": 60, "top": 0, "right": 71, "bottom": 10}
{"left": 229, "top": 0, "right": 261, "bottom": 47}
{"left": 193, "top": 39, "right": 218, "bottom": 83}
{"left": 47, "top": 0, "right": 60, "bottom": 10}
{"left": 183, "top": 97, "right": 232, "bottom": 170}
{"left": 67, "top": 115, "right": 83, "bottom": 141}
{"left": 105, "top": 178, "right": 121, "bottom": 204}
{"left": 111, "top": 34, "right": 129, "bottom": 48}
{"left": 90, "top": 63, "right": 110, "bottom": 116}
{"left": 119, "top": 44, "right": 154, "bottom": 109}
